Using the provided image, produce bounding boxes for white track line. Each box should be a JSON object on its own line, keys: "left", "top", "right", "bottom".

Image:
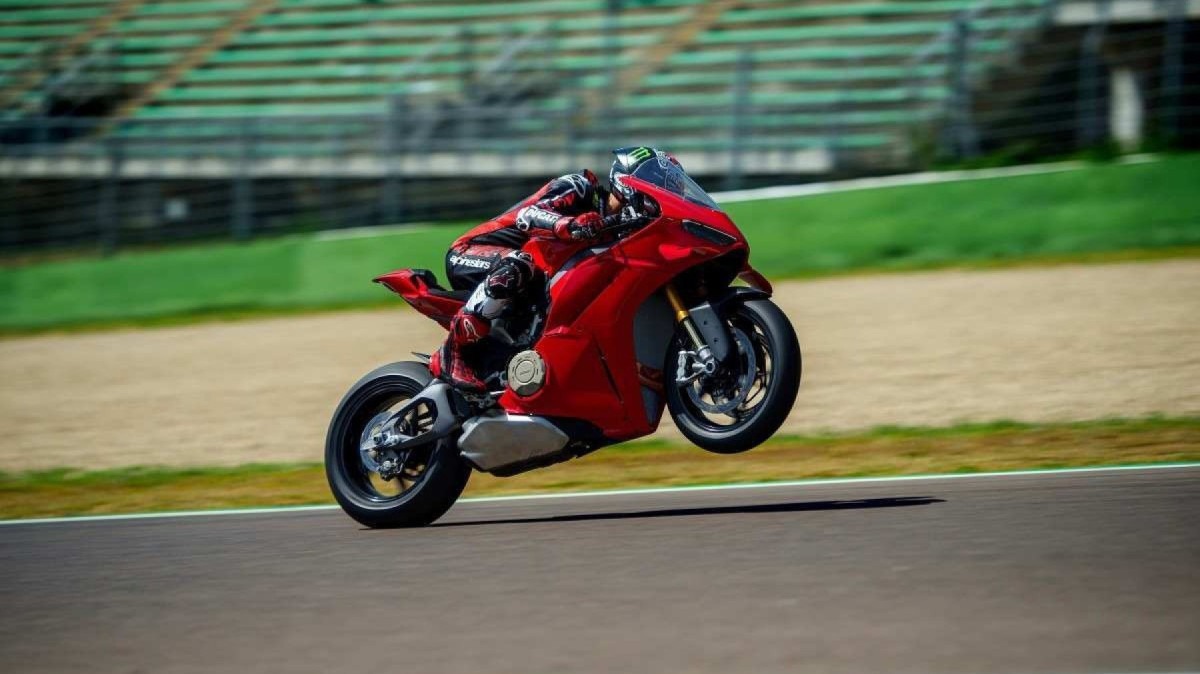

{"left": 709, "top": 154, "right": 1160, "bottom": 204}
{"left": 2, "top": 462, "right": 1197, "bottom": 527}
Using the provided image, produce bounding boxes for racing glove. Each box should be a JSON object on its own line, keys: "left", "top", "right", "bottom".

{"left": 554, "top": 211, "right": 605, "bottom": 241}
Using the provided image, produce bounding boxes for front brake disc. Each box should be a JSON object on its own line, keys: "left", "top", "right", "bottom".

{"left": 686, "top": 328, "right": 757, "bottom": 415}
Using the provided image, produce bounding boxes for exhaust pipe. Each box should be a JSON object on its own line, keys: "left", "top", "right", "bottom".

{"left": 458, "top": 414, "right": 569, "bottom": 473}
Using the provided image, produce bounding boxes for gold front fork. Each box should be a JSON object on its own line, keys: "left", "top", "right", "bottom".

{"left": 665, "top": 283, "right": 705, "bottom": 349}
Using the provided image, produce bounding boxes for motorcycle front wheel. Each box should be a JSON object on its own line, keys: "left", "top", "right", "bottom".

{"left": 325, "top": 361, "right": 471, "bottom": 528}
{"left": 665, "top": 299, "right": 801, "bottom": 454}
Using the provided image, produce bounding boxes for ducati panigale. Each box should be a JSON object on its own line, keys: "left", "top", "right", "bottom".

{"left": 326, "top": 158, "right": 802, "bottom": 527}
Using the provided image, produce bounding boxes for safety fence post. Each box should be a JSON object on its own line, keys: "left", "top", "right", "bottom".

{"left": 381, "top": 95, "right": 404, "bottom": 226}
{"left": 320, "top": 123, "right": 341, "bottom": 228}
{"left": 232, "top": 116, "right": 255, "bottom": 240}
{"left": 726, "top": 48, "right": 752, "bottom": 191}
{"left": 1075, "top": 0, "right": 1110, "bottom": 148}
{"left": 98, "top": 128, "right": 123, "bottom": 254}
{"left": 1160, "top": 0, "right": 1185, "bottom": 145}
{"left": 947, "top": 11, "right": 980, "bottom": 159}
{"left": 604, "top": 0, "right": 623, "bottom": 150}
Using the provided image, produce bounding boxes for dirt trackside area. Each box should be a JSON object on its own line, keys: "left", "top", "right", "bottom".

{"left": 1, "top": 259, "right": 1197, "bottom": 471}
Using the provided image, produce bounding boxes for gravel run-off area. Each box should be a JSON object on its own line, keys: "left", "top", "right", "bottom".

{"left": 1, "top": 259, "right": 1197, "bottom": 471}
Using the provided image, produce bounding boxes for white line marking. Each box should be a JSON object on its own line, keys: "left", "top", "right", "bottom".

{"left": 709, "top": 155, "right": 1161, "bottom": 205}
{"left": 1, "top": 462, "right": 1197, "bottom": 527}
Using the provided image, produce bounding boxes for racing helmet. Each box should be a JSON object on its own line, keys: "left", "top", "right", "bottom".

{"left": 609, "top": 146, "right": 679, "bottom": 201}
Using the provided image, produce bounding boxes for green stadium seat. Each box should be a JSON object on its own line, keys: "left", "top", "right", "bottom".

{"left": 0, "top": 24, "right": 81, "bottom": 38}
{"left": 622, "top": 87, "right": 948, "bottom": 109}
{"left": 117, "top": 17, "right": 229, "bottom": 33}
{"left": 668, "top": 40, "right": 1009, "bottom": 66}
{"left": 0, "top": 0, "right": 116, "bottom": 6}
{"left": 159, "top": 82, "right": 436, "bottom": 101}
{"left": 697, "top": 18, "right": 1040, "bottom": 45}
{"left": 117, "top": 35, "right": 205, "bottom": 50}
{"left": 659, "top": 134, "right": 896, "bottom": 150}
{"left": 255, "top": 1, "right": 605, "bottom": 27}
{"left": 117, "top": 52, "right": 181, "bottom": 67}
{"left": 132, "top": 101, "right": 387, "bottom": 118}
{"left": 209, "top": 43, "right": 450, "bottom": 63}
{"left": 620, "top": 109, "right": 935, "bottom": 131}
{"left": 0, "top": 41, "right": 41, "bottom": 54}
{"left": 644, "top": 64, "right": 949, "bottom": 88}
{"left": 0, "top": 7, "right": 108, "bottom": 22}
{"left": 132, "top": 1, "right": 249, "bottom": 16}
{"left": 185, "top": 62, "right": 467, "bottom": 82}
{"left": 720, "top": 0, "right": 1047, "bottom": 23}
{"left": 115, "top": 118, "right": 372, "bottom": 138}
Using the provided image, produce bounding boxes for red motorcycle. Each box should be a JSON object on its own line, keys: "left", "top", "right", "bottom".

{"left": 326, "top": 158, "right": 802, "bottom": 527}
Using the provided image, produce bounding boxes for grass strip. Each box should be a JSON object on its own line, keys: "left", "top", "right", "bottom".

{"left": 2, "top": 416, "right": 1196, "bottom": 521}
{"left": 3, "top": 155, "right": 1199, "bottom": 333}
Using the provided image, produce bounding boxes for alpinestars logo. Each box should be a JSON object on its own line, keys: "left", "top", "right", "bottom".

{"left": 449, "top": 255, "right": 492, "bottom": 270}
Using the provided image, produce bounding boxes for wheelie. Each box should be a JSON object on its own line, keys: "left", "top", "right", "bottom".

{"left": 326, "top": 147, "right": 802, "bottom": 527}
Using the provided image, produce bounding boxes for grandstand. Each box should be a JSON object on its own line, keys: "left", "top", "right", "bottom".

{"left": 0, "top": 0, "right": 1197, "bottom": 247}
{"left": 0, "top": 1, "right": 1071, "bottom": 158}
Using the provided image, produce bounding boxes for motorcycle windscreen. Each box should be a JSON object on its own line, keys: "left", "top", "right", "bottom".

{"left": 629, "top": 158, "right": 722, "bottom": 211}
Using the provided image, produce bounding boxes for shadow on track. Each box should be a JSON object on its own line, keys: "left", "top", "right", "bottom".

{"left": 436, "top": 496, "right": 944, "bottom": 527}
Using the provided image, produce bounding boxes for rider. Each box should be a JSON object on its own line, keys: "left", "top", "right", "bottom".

{"left": 430, "top": 147, "right": 659, "bottom": 391}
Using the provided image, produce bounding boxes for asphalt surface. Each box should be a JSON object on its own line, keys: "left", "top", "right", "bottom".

{"left": 1, "top": 467, "right": 1198, "bottom": 674}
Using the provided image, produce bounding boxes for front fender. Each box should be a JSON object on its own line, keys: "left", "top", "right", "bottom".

{"left": 709, "top": 286, "right": 772, "bottom": 314}
{"left": 687, "top": 286, "right": 773, "bottom": 363}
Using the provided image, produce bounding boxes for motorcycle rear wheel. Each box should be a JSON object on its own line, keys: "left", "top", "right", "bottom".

{"left": 666, "top": 299, "right": 801, "bottom": 454}
{"left": 325, "top": 361, "right": 471, "bottom": 528}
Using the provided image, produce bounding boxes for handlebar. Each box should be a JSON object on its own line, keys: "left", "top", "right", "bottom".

{"left": 602, "top": 205, "right": 654, "bottom": 237}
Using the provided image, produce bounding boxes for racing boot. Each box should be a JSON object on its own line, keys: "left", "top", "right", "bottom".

{"left": 429, "top": 311, "right": 490, "bottom": 392}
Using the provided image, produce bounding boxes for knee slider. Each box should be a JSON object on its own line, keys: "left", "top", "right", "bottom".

{"left": 485, "top": 252, "right": 535, "bottom": 300}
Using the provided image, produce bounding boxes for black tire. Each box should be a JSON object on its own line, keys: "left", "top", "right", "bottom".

{"left": 666, "top": 299, "right": 801, "bottom": 454}
{"left": 325, "top": 361, "right": 471, "bottom": 528}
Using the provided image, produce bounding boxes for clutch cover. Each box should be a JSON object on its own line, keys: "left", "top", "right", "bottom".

{"left": 507, "top": 350, "right": 546, "bottom": 397}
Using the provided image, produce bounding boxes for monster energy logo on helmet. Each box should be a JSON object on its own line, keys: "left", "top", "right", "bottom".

{"left": 628, "top": 147, "right": 653, "bottom": 161}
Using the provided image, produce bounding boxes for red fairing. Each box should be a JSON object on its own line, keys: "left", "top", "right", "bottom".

{"left": 498, "top": 174, "right": 752, "bottom": 441}
{"left": 374, "top": 270, "right": 464, "bottom": 330}
{"left": 738, "top": 265, "right": 773, "bottom": 294}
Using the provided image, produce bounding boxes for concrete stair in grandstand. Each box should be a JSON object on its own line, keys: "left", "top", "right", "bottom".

{"left": 103, "top": 0, "right": 279, "bottom": 125}
{"left": 0, "top": 0, "right": 143, "bottom": 113}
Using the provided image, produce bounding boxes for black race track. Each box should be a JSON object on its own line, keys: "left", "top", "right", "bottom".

{"left": 2, "top": 466, "right": 1198, "bottom": 674}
